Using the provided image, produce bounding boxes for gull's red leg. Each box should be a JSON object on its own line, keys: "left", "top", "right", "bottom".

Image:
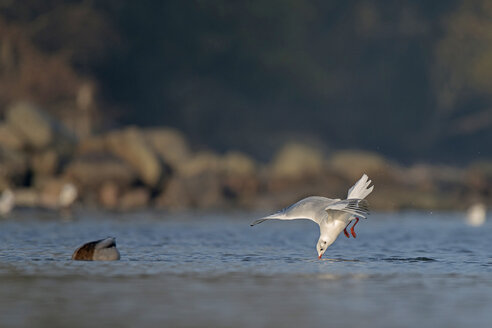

{"left": 350, "top": 217, "right": 359, "bottom": 238}
{"left": 343, "top": 222, "right": 350, "bottom": 238}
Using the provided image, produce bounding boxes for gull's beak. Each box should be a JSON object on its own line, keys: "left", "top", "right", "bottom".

{"left": 318, "top": 254, "right": 322, "bottom": 259}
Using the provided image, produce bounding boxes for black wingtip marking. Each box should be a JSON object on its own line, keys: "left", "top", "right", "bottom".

{"left": 251, "top": 218, "right": 270, "bottom": 226}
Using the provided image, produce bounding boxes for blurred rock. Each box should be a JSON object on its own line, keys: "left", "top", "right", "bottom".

{"left": 64, "top": 152, "right": 137, "bottom": 192}
{"left": 185, "top": 171, "right": 226, "bottom": 208}
{"left": 6, "top": 101, "right": 76, "bottom": 152}
{"left": 31, "top": 178, "right": 78, "bottom": 209}
{"left": 37, "top": 178, "right": 64, "bottom": 209}
{"left": 403, "top": 164, "right": 465, "bottom": 195}
{"left": 222, "top": 151, "right": 257, "bottom": 177}
{"left": 105, "top": 127, "right": 164, "bottom": 187}
{"left": 118, "top": 188, "right": 150, "bottom": 211}
{"left": 371, "top": 186, "right": 460, "bottom": 211}
{"left": 155, "top": 176, "right": 191, "bottom": 210}
{"left": 0, "top": 176, "right": 10, "bottom": 191}
{"left": 6, "top": 102, "right": 51, "bottom": 149}
{"left": 0, "top": 146, "right": 28, "bottom": 186}
{"left": 466, "top": 161, "right": 492, "bottom": 195}
{"left": 31, "top": 150, "right": 59, "bottom": 176}
{"left": 99, "top": 181, "right": 120, "bottom": 209}
{"left": 269, "top": 143, "right": 324, "bottom": 180}
{"left": 221, "top": 151, "right": 260, "bottom": 200}
{"left": 0, "top": 123, "right": 24, "bottom": 150}
{"left": 144, "top": 128, "right": 191, "bottom": 169}
{"left": 37, "top": 178, "right": 61, "bottom": 208}
{"left": 329, "top": 150, "right": 394, "bottom": 181}
{"left": 178, "top": 151, "right": 222, "bottom": 177}
{"left": 157, "top": 150, "right": 253, "bottom": 209}
{"left": 13, "top": 188, "right": 39, "bottom": 207}
{"left": 76, "top": 135, "right": 107, "bottom": 155}
{"left": 156, "top": 171, "right": 225, "bottom": 210}
{"left": 403, "top": 164, "right": 436, "bottom": 191}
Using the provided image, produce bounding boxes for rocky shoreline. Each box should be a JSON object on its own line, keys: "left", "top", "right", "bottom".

{"left": 0, "top": 102, "right": 490, "bottom": 213}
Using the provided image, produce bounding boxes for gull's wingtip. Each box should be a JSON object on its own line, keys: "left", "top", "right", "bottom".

{"left": 347, "top": 173, "right": 374, "bottom": 199}
{"left": 250, "top": 218, "right": 268, "bottom": 226}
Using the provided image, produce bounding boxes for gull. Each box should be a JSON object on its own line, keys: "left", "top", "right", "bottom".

{"left": 0, "top": 189, "right": 15, "bottom": 217}
{"left": 58, "top": 183, "right": 78, "bottom": 220}
{"left": 58, "top": 183, "right": 78, "bottom": 208}
{"left": 72, "top": 237, "right": 120, "bottom": 261}
{"left": 251, "top": 174, "right": 374, "bottom": 259}
{"left": 466, "top": 203, "right": 486, "bottom": 227}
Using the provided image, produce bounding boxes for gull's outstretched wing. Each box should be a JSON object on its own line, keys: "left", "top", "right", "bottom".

{"left": 250, "top": 196, "right": 333, "bottom": 226}
{"left": 250, "top": 215, "right": 318, "bottom": 226}
{"left": 347, "top": 174, "right": 374, "bottom": 199}
{"left": 325, "top": 198, "right": 370, "bottom": 218}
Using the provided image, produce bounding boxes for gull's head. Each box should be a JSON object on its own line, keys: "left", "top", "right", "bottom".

{"left": 316, "top": 237, "right": 330, "bottom": 259}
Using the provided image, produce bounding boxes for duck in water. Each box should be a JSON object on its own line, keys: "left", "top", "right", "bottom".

{"left": 72, "top": 237, "right": 120, "bottom": 261}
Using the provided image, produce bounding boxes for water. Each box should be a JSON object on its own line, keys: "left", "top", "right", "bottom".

{"left": 0, "top": 210, "right": 491, "bottom": 328}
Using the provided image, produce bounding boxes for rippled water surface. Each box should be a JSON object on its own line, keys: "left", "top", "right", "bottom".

{"left": 0, "top": 210, "right": 491, "bottom": 327}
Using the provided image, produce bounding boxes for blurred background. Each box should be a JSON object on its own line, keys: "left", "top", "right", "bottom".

{"left": 0, "top": 0, "right": 490, "bottom": 213}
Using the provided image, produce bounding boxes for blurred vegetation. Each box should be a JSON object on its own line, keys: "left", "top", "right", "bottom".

{"left": 0, "top": 0, "right": 491, "bottom": 163}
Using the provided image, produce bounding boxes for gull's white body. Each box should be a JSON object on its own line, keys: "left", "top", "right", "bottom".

{"left": 251, "top": 174, "right": 374, "bottom": 258}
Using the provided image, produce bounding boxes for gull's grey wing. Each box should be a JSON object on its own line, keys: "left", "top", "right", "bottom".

{"left": 251, "top": 196, "right": 336, "bottom": 226}
{"left": 325, "top": 198, "right": 370, "bottom": 218}
{"left": 250, "top": 215, "right": 319, "bottom": 227}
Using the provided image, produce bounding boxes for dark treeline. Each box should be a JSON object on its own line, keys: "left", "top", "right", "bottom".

{"left": 0, "top": 0, "right": 491, "bottom": 163}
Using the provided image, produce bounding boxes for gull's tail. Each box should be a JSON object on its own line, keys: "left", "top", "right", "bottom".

{"left": 347, "top": 174, "right": 374, "bottom": 200}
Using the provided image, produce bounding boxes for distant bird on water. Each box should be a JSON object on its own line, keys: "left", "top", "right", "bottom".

{"left": 72, "top": 237, "right": 120, "bottom": 261}
{"left": 466, "top": 203, "right": 486, "bottom": 227}
{"left": 59, "top": 183, "right": 78, "bottom": 208}
{"left": 251, "top": 174, "right": 374, "bottom": 259}
{"left": 0, "top": 189, "right": 15, "bottom": 217}
{"left": 58, "top": 183, "right": 78, "bottom": 220}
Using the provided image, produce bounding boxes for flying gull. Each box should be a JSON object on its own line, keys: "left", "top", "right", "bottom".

{"left": 251, "top": 174, "right": 374, "bottom": 259}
